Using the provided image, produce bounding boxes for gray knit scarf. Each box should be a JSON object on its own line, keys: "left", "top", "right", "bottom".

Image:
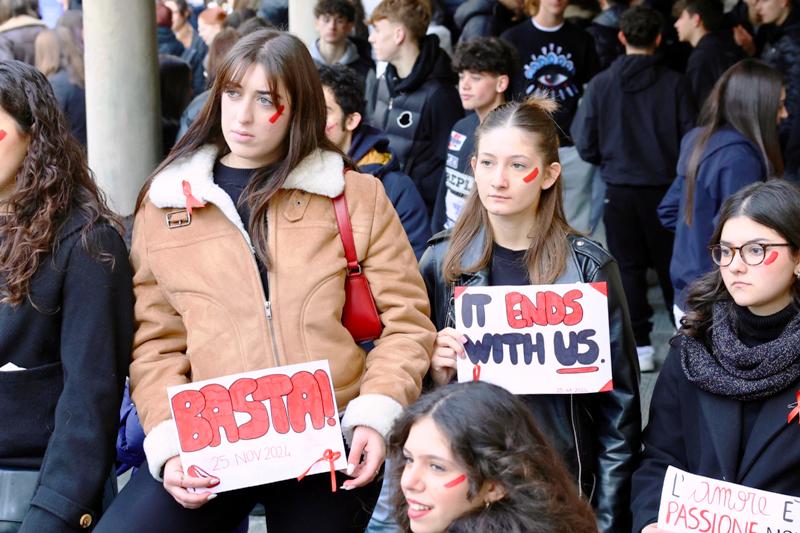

{"left": 681, "top": 302, "right": 800, "bottom": 400}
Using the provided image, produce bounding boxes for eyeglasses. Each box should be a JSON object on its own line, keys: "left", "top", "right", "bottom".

{"left": 709, "top": 242, "right": 792, "bottom": 267}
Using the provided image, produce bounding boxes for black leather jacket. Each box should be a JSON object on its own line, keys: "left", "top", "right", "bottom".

{"left": 419, "top": 230, "right": 641, "bottom": 533}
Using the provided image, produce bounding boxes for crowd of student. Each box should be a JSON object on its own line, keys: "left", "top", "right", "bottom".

{"left": 2, "top": 0, "right": 800, "bottom": 532}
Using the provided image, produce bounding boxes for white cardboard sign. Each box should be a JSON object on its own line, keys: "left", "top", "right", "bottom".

{"left": 167, "top": 360, "right": 347, "bottom": 493}
{"left": 658, "top": 466, "right": 800, "bottom": 532}
{"left": 454, "top": 283, "right": 613, "bottom": 394}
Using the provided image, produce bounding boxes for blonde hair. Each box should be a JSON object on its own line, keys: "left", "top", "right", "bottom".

{"left": 368, "top": 0, "right": 431, "bottom": 43}
{"left": 34, "top": 29, "right": 60, "bottom": 77}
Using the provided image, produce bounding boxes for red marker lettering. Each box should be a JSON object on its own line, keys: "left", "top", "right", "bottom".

{"left": 444, "top": 474, "right": 467, "bottom": 488}
{"left": 764, "top": 251, "right": 779, "bottom": 265}
{"left": 269, "top": 105, "right": 285, "bottom": 124}
{"left": 522, "top": 167, "right": 539, "bottom": 183}
{"left": 0, "top": 129, "right": 6, "bottom": 142}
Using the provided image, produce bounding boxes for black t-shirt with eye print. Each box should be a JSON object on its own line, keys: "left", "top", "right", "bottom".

{"left": 501, "top": 19, "right": 600, "bottom": 146}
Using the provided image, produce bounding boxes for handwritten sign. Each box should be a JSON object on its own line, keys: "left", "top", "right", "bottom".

{"left": 658, "top": 466, "right": 800, "bottom": 532}
{"left": 454, "top": 283, "right": 613, "bottom": 394}
{"left": 167, "top": 360, "right": 347, "bottom": 493}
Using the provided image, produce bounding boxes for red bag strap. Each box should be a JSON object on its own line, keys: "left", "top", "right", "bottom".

{"left": 332, "top": 192, "right": 360, "bottom": 274}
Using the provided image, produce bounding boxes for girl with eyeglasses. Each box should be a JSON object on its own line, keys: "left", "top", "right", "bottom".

{"left": 632, "top": 180, "right": 800, "bottom": 533}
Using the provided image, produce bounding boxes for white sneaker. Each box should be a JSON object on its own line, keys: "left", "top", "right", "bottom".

{"left": 637, "top": 345, "right": 655, "bottom": 373}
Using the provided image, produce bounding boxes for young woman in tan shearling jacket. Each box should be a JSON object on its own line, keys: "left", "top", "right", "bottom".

{"left": 96, "top": 30, "right": 435, "bottom": 533}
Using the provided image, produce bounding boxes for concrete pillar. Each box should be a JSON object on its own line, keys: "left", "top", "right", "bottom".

{"left": 288, "top": 0, "right": 317, "bottom": 47}
{"left": 84, "top": 1, "right": 161, "bottom": 216}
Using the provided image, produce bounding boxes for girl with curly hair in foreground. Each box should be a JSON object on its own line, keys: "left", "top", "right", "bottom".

{"left": 388, "top": 381, "right": 598, "bottom": 533}
{"left": 0, "top": 59, "right": 133, "bottom": 532}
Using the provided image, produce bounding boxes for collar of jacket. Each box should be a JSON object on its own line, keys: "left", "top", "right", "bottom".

{"left": 148, "top": 144, "right": 345, "bottom": 247}
{"left": 0, "top": 14, "right": 47, "bottom": 33}
{"left": 456, "top": 229, "right": 584, "bottom": 286}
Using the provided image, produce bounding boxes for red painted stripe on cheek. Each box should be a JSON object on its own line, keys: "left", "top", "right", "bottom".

{"left": 269, "top": 105, "right": 285, "bottom": 124}
{"left": 0, "top": 129, "right": 6, "bottom": 142}
{"left": 444, "top": 474, "right": 467, "bottom": 488}
{"left": 764, "top": 251, "right": 779, "bottom": 265}
{"left": 522, "top": 167, "right": 539, "bottom": 183}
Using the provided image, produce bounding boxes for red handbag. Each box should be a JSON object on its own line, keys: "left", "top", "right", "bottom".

{"left": 332, "top": 192, "right": 383, "bottom": 343}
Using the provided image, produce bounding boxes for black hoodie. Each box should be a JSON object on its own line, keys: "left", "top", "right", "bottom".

{"left": 571, "top": 54, "right": 697, "bottom": 186}
{"left": 369, "top": 35, "right": 463, "bottom": 213}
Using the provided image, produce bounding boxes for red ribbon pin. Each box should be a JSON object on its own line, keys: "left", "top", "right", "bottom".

{"left": 297, "top": 449, "right": 341, "bottom": 492}
{"left": 788, "top": 391, "right": 800, "bottom": 425}
{"left": 182, "top": 180, "right": 205, "bottom": 215}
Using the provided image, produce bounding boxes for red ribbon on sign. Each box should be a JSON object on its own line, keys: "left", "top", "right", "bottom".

{"left": 473, "top": 364, "right": 480, "bottom": 382}
{"left": 297, "top": 449, "right": 341, "bottom": 492}
{"left": 182, "top": 180, "right": 205, "bottom": 215}
{"left": 788, "top": 390, "right": 800, "bottom": 424}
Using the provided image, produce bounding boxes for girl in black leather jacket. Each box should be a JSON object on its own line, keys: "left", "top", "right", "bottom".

{"left": 419, "top": 96, "right": 641, "bottom": 532}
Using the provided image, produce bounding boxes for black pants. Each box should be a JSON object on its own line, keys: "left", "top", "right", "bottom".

{"left": 95, "top": 461, "right": 382, "bottom": 533}
{"left": 603, "top": 184, "right": 674, "bottom": 346}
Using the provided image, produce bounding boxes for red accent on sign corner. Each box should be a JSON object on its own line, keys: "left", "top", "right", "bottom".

{"left": 557, "top": 366, "right": 599, "bottom": 374}
{"left": 589, "top": 282, "right": 608, "bottom": 297}
{"left": 599, "top": 380, "right": 614, "bottom": 392}
{"left": 454, "top": 286, "right": 466, "bottom": 300}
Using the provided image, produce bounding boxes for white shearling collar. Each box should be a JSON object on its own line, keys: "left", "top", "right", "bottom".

{"left": 148, "top": 145, "right": 345, "bottom": 246}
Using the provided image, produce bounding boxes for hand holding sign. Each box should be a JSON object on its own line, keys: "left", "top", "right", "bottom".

{"left": 431, "top": 327, "right": 468, "bottom": 386}
{"left": 162, "top": 455, "right": 218, "bottom": 509}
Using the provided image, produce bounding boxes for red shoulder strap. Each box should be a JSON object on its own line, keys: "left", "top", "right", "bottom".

{"left": 332, "top": 192, "right": 359, "bottom": 272}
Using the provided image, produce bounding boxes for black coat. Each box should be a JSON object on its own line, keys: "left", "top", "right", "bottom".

{"left": 419, "top": 231, "right": 642, "bottom": 532}
{"left": 686, "top": 31, "right": 744, "bottom": 108}
{"left": 368, "top": 35, "right": 463, "bottom": 213}
{"left": 631, "top": 345, "right": 800, "bottom": 532}
{"left": 571, "top": 54, "right": 697, "bottom": 187}
{"left": 0, "top": 212, "right": 134, "bottom": 532}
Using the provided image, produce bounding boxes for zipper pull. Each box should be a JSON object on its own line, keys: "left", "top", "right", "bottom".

{"left": 388, "top": 98, "right": 393, "bottom": 111}
{"left": 264, "top": 301, "right": 272, "bottom": 319}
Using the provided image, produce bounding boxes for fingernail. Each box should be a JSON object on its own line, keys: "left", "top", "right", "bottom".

{"left": 209, "top": 478, "right": 220, "bottom": 487}
{"left": 207, "top": 494, "right": 217, "bottom": 500}
{"left": 346, "top": 463, "right": 356, "bottom": 475}
{"left": 342, "top": 484, "right": 354, "bottom": 491}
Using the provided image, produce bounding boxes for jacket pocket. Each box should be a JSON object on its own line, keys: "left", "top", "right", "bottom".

{"left": 0, "top": 362, "right": 63, "bottom": 456}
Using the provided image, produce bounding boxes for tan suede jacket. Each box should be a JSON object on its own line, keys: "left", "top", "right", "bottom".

{"left": 130, "top": 146, "right": 434, "bottom": 478}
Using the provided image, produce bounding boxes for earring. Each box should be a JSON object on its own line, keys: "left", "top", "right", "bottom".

{"left": 484, "top": 500, "right": 491, "bottom": 510}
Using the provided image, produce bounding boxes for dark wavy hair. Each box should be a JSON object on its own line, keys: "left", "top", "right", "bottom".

{"left": 681, "top": 180, "right": 800, "bottom": 340}
{"left": 0, "top": 60, "right": 119, "bottom": 306}
{"left": 139, "top": 29, "right": 350, "bottom": 269}
{"left": 388, "top": 381, "right": 598, "bottom": 533}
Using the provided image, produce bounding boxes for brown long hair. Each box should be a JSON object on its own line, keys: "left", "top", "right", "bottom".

{"left": 442, "top": 96, "right": 573, "bottom": 285}
{"left": 389, "top": 382, "right": 597, "bottom": 532}
{"left": 683, "top": 59, "right": 784, "bottom": 226}
{"left": 140, "top": 29, "right": 348, "bottom": 267}
{"left": 0, "top": 59, "right": 119, "bottom": 306}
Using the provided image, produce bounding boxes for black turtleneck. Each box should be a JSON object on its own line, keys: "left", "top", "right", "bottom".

{"left": 735, "top": 303, "right": 799, "bottom": 448}
{"left": 734, "top": 303, "right": 798, "bottom": 348}
{"left": 213, "top": 160, "right": 273, "bottom": 298}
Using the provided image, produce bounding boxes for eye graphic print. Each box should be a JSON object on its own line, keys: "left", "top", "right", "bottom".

{"left": 536, "top": 67, "right": 569, "bottom": 88}
{"left": 523, "top": 44, "right": 578, "bottom": 100}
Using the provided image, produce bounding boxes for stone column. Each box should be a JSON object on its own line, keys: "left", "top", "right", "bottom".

{"left": 288, "top": 0, "right": 317, "bottom": 47}
{"left": 84, "top": 1, "right": 161, "bottom": 216}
